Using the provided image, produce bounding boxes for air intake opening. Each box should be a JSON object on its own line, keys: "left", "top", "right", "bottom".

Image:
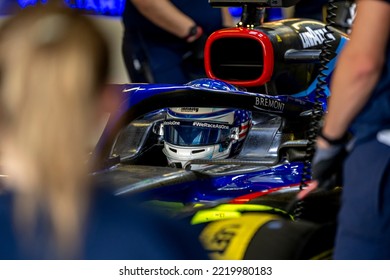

{"left": 209, "top": 37, "right": 264, "bottom": 81}
{"left": 192, "top": 149, "right": 206, "bottom": 154}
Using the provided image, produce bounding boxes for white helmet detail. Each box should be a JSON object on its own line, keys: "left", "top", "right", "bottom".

{"left": 161, "top": 107, "right": 251, "bottom": 169}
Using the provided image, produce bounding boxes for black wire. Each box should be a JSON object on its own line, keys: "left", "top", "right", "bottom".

{"left": 292, "top": 0, "right": 338, "bottom": 220}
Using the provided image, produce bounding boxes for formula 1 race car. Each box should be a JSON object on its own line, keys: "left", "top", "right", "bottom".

{"left": 92, "top": 0, "right": 350, "bottom": 259}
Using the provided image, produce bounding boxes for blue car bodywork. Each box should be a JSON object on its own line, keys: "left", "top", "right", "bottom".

{"left": 92, "top": 76, "right": 336, "bottom": 206}
{"left": 91, "top": 16, "right": 349, "bottom": 259}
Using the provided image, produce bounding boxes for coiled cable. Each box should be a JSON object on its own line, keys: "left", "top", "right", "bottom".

{"left": 292, "top": 0, "right": 338, "bottom": 220}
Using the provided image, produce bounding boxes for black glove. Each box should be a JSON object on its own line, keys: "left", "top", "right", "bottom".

{"left": 311, "top": 132, "right": 349, "bottom": 190}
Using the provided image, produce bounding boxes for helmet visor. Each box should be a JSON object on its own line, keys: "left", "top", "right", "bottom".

{"left": 163, "top": 120, "right": 232, "bottom": 146}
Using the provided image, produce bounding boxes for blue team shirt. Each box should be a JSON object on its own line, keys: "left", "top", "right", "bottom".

{"left": 350, "top": 0, "right": 390, "bottom": 144}
{"left": 350, "top": 33, "right": 390, "bottom": 144}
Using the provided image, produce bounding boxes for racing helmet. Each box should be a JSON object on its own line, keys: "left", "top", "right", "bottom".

{"left": 161, "top": 107, "right": 252, "bottom": 169}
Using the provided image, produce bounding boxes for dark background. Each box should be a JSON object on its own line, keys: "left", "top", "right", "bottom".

{"left": 0, "top": 0, "right": 125, "bottom": 16}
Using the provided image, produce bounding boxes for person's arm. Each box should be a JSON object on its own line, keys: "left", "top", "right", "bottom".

{"left": 130, "top": 0, "right": 200, "bottom": 41}
{"left": 320, "top": 0, "right": 390, "bottom": 143}
{"left": 298, "top": 0, "right": 390, "bottom": 199}
{"left": 221, "top": 7, "right": 235, "bottom": 27}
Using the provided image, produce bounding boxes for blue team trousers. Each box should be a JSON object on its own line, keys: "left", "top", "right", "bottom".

{"left": 334, "top": 137, "right": 390, "bottom": 259}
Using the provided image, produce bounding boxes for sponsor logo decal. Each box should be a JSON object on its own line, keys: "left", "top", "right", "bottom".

{"left": 180, "top": 107, "right": 199, "bottom": 113}
{"left": 254, "top": 97, "right": 285, "bottom": 112}
{"left": 199, "top": 213, "right": 277, "bottom": 260}
{"left": 347, "top": 4, "right": 357, "bottom": 26}
{"left": 192, "top": 122, "right": 229, "bottom": 130}
{"left": 164, "top": 120, "right": 230, "bottom": 130}
{"left": 163, "top": 120, "right": 180, "bottom": 126}
{"left": 299, "top": 27, "right": 336, "bottom": 49}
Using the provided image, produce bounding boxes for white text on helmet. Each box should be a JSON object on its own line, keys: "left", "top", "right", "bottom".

{"left": 163, "top": 120, "right": 180, "bottom": 126}
{"left": 192, "top": 122, "right": 229, "bottom": 130}
{"left": 180, "top": 107, "right": 199, "bottom": 113}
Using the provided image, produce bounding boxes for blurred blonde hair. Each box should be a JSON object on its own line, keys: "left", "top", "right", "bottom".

{"left": 0, "top": 4, "right": 109, "bottom": 257}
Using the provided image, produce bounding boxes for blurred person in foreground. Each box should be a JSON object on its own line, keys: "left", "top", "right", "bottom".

{"left": 0, "top": 4, "right": 206, "bottom": 260}
{"left": 121, "top": 0, "right": 234, "bottom": 84}
{"left": 298, "top": 0, "right": 390, "bottom": 259}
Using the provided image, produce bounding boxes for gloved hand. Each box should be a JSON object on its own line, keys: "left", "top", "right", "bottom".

{"left": 311, "top": 139, "right": 348, "bottom": 191}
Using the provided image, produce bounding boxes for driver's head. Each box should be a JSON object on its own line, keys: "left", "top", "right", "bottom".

{"left": 161, "top": 107, "right": 252, "bottom": 169}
